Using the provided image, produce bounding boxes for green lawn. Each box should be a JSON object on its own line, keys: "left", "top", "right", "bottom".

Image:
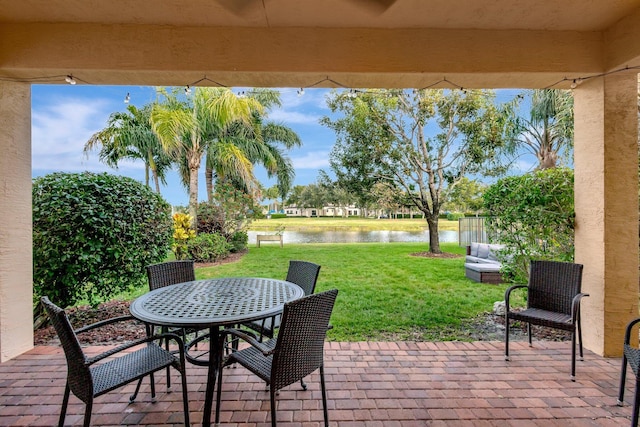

{"left": 192, "top": 242, "right": 512, "bottom": 342}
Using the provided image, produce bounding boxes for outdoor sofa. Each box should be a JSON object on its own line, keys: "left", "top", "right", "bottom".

{"left": 464, "top": 242, "right": 505, "bottom": 284}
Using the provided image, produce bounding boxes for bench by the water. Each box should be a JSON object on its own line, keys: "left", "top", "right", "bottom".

{"left": 256, "top": 234, "right": 283, "bottom": 248}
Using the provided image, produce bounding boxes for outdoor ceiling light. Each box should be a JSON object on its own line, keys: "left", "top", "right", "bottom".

{"left": 65, "top": 75, "right": 76, "bottom": 85}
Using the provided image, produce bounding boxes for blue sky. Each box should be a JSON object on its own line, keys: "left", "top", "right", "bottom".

{"left": 31, "top": 85, "right": 534, "bottom": 207}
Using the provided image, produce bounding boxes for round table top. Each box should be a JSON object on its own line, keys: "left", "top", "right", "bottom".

{"left": 129, "top": 277, "right": 304, "bottom": 328}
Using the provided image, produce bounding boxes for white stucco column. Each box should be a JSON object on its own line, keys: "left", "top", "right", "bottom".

{"left": 574, "top": 72, "right": 639, "bottom": 357}
{"left": 0, "top": 82, "right": 33, "bottom": 361}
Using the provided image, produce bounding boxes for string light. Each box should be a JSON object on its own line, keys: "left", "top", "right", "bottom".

{"left": 124, "top": 92, "right": 130, "bottom": 104}
{"left": 417, "top": 77, "right": 464, "bottom": 91}
{"left": 544, "top": 65, "right": 640, "bottom": 89}
{"left": 294, "top": 76, "right": 353, "bottom": 98}
{"left": 186, "top": 75, "right": 226, "bottom": 88}
{"left": 2, "top": 66, "right": 639, "bottom": 101}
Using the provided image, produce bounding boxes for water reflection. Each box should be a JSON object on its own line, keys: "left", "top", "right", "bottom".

{"left": 248, "top": 230, "right": 458, "bottom": 244}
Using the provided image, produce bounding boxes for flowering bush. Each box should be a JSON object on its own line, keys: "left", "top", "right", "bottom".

{"left": 172, "top": 212, "right": 196, "bottom": 260}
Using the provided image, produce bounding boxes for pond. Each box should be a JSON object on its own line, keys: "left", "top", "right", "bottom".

{"left": 248, "top": 230, "right": 459, "bottom": 244}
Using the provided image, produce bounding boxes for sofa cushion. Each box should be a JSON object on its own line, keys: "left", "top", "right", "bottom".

{"left": 470, "top": 242, "right": 480, "bottom": 257}
{"left": 477, "top": 244, "right": 490, "bottom": 259}
{"left": 465, "top": 255, "right": 500, "bottom": 265}
{"left": 487, "top": 244, "right": 504, "bottom": 261}
{"left": 477, "top": 258, "right": 501, "bottom": 265}
{"left": 464, "top": 262, "right": 501, "bottom": 272}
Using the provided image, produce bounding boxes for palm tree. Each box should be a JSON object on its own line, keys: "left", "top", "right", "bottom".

{"left": 150, "top": 87, "right": 261, "bottom": 227}
{"left": 84, "top": 104, "right": 171, "bottom": 192}
{"left": 203, "top": 88, "right": 301, "bottom": 202}
{"left": 515, "top": 89, "right": 574, "bottom": 169}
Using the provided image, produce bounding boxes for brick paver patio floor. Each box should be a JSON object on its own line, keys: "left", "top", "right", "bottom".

{"left": 0, "top": 341, "right": 634, "bottom": 426}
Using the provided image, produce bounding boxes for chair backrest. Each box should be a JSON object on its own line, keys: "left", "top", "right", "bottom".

{"left": 146, "top": 260, "right": 196, "bottom": 291}
{"left": 285, "top": 260, "right": 321, "bottom": 296}
{"left": 528, "top": 260, "right": 584, "bottom": 315}
{"left": 40, "top": 297, "right": 94, "bottom": 404}
{"left": 271, "top": 289, "right": 338, "bottom": 390}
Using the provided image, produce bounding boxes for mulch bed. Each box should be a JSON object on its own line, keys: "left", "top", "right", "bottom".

{"left": 411, "top": 251, "right": 462, "bottom": 259}
{"left": 34, "top": 250, "right": 250, "bottom": 346}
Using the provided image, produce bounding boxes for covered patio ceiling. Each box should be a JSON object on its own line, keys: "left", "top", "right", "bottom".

{"left": 0, "top": 0, "right": 639, "bottom": 89}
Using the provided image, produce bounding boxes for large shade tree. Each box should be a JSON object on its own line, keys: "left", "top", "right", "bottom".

{"left": 322, "top": 89, "right": 517, "bottom": 253}
{"left": 151, "top": 87, "right": 262, "bottom": 226}
{"left": 84, "top": 104, "right": 172, "bottom": 193}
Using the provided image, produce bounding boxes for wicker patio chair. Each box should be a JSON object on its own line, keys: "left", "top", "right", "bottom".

{"left": 215, "top": 288, "right": 338, "bottom": 427}
{"left": 41, "top": 296, "right": 190, "bottom": 427}
{"left": 143, "top": 260, "right": 203, "bottom": 390}
{"left": 147, "top": 260, "right": 196, "bottom": 291}
{"left": 617, "top": 317, "right": 640, "bottom": 427}
{"left": 243, "top": 260, "right": 321, "bottom": 340}
{"left": 504, "top": 260, "right": 588, "bottom": 380}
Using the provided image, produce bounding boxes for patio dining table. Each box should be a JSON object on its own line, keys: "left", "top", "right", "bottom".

{"left": 129, "top": 276, "right": 304, "bottom": 427}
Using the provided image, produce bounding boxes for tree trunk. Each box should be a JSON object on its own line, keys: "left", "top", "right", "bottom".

{"left": 537, "top": 148, "right": 558, "bottom": 169}
{"left": 205, "top": 166, "right": 213, "bottom": 203}
{"left": 153, "top": 171, "right": 160, "bottom": 193}
{"left": 426, "top": 216, "right": 441, "bottom": 254}
{"left": 189, "top": 166, "right": 199, "bottom": 230}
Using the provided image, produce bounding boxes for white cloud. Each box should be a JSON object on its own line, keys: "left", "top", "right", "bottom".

{"left": 268, "top": 109, "right": 321, "bottom": 124}
{"left": 31, "top": 97, "right": 144, "bottom": 173}
{"left": 268, "top": 88, "right": 332, "bottom": 125}
{"left": 292, "top": 151, "right": 330, "bottom": 169}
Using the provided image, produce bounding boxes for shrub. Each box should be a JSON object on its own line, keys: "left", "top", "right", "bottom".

{"left": 269, "top": 213, "right": 287, "bottom": 219}
{"left": 196, "top": 202, "right": 225, "bottom": 234}
{"left": 446, "top": 212, "right": 465, "bottom": 221}
{"left": 228, "top": 231, "right": 248, "bottom": 253}
{"left": 187, "top": 232, "right": 231, "bottom": 262}
{"left": 33, "top": 172, "right": 173, "bottom": 308}
{"left": 197, "top": 181, "right": 261, "bottom": 238}
{"left": 483, "top": 168, "right": 575, "bottom": 282}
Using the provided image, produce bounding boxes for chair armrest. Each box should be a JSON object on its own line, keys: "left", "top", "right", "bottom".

{"left": 74, "top": 315, "right": 139, "bottom": 335}
{"left": 87, "top": 332, "right": 184, "bottom": 365}
{"left": 504, "top": 284, "right": 528, "bottom": 311}
{"left": 624, "top": 317, "right": 640, "bottom": 344}
{"left": 223, "top": 328, "right": 275, "bottom": 356}
{"left": 571, "top": 292, "right": 589, "bottom": 321}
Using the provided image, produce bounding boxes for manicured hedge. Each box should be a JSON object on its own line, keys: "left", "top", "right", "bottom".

{"left": 33, "top": 172, "right": 173, "bottom": 307}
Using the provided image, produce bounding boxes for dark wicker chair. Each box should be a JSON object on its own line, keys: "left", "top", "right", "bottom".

{"left": 144, "top": 260, "right": 202, "bottom": 390}
{"left": 243, "top": 260, "right": 321, "bottom": 340}
{"left": 504, "top": 260, "right": 588, "bottom": 380}
{"left": 216, "top": 288, "right": 338, "bottom": 427}
{"left": 147, "top": 260, "right": 196, "bottom": 291}
{"left": 41, "top": 296, "right": 190, "bottom": 427}
{"left": 617, "top": 317, "right": 640, "bottom": 427}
